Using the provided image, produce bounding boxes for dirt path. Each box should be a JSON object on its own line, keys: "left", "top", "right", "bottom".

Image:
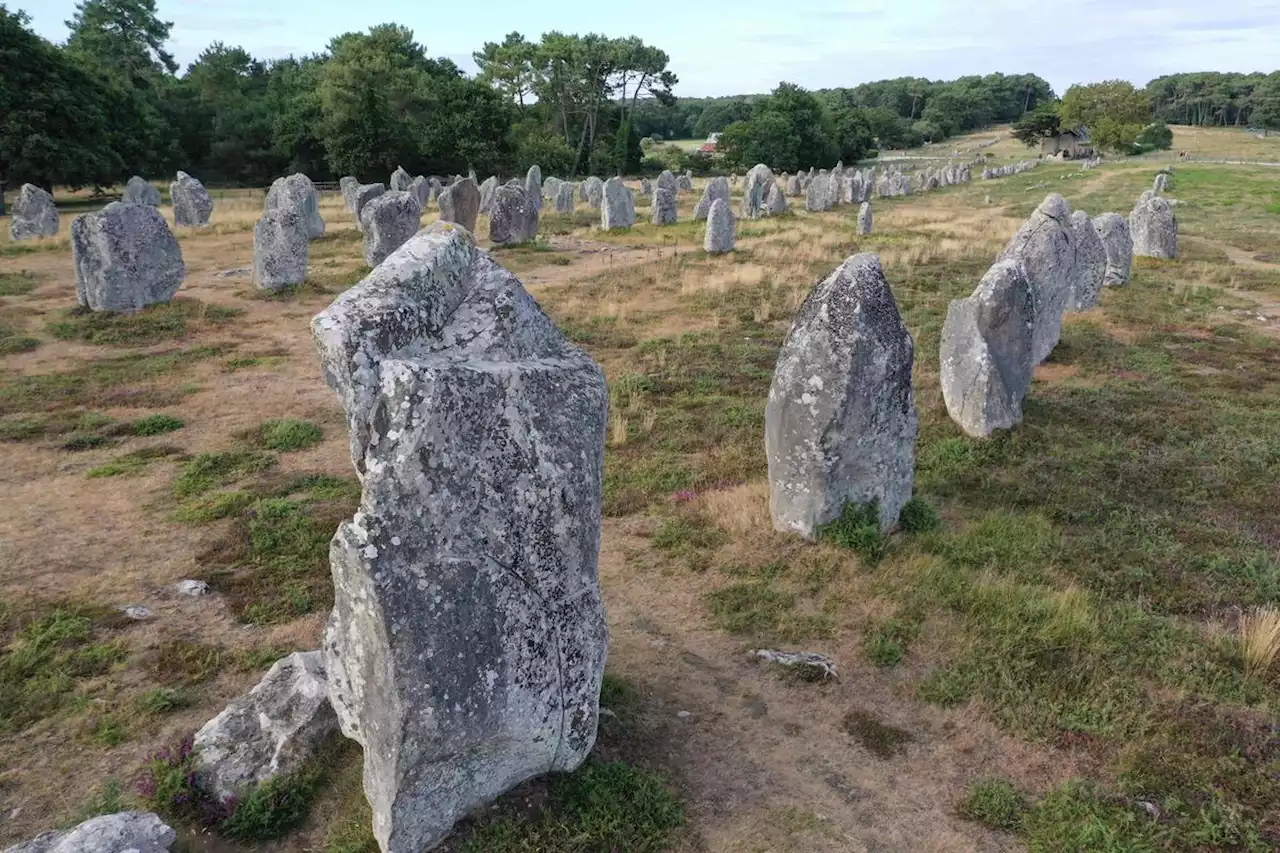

{"left": 599, "top": 526, "right": 1081, "bottom": 853}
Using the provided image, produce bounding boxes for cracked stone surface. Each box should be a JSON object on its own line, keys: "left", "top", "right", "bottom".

{"left": 600, "top": 177, "right": 635, "bottom": 230}
{"left": 71, "top": 202, "right": 185, "bottom": 312}
{"left": 1130, "top": 192, "right": 1177, "bottom": 259}
{"left": 11, "top": 184, "right": 58, "bottom": 240}
{"left": 265, "top": 173, "right": 324, "bottom": 239}
{"left": 437, "top": 178, "right": 479, "bottom": 233}
{"left": 741, "top": 164, "right": 775, "bottom": 220}
{"left": 312, "top": 222, "right": 608, "bottom": 853}
{"left": 170, "top": 171, "right": 213, "bottom": 227}
{"left": 996, "top": 193, "right": 1075, "bottom": 365}
{"left": 193, "top": 651, "right": 337, "bottom": 801}
{"left": 703, "top": 198, "right": 734, "bottom": 254}
{"left": 693, "top": 177, "right": 729, "bottom": 221}
{"left": 1092, "top": 212, "right": 1133, "bottom": 287}
{"left": 940, "top": 259, "right": 1036, "bottom": 438}
{"left": 122, "top": 176, "right": 160, "bottom": 207}
{"left": 766, "top": 253, "right": 918, "bottom": 537}
{"left": 1069, "top": 210, "right": 1107, "bottom": 311}
{"left": 3, "top": 812, "right": 175, "bottom": 853}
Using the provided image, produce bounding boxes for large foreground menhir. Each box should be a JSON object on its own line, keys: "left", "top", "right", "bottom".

{"left": 311, "top": 222, "right": 610, "bottom": 852}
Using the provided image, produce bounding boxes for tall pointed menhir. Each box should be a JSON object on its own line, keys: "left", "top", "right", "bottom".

{"left": 766, "top": 253, "right": 918, "bottom": 537}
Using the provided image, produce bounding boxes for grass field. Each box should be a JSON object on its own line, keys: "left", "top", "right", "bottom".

{"left": 2, "top": 130, "right": 1279, "bottom": 853}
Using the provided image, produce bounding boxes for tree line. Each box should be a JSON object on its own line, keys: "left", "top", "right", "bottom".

{"left": 6, "top": 0, "right": 1279, "bottom": 204}
{"left": 1145, "top": 72, "right": 1280, "bottom": 129}
{"left": 1, "top": 2, "right": 680, "bottom": 197}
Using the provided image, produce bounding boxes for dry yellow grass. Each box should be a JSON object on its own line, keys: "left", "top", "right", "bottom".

{"left": 700, "top": 480, "right": 771, "bottom": 535}
{"left": 1239, "top": 605, "right": 1280, "bottom": 679}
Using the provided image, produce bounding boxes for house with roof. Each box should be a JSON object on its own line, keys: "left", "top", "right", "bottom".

{"left": 1041, "top": 126, "right": 1093, "bottom": 159}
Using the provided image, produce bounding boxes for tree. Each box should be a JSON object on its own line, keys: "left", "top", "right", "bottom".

{"left": 1060, "top": 80, "right": 1151, "bottom": 153}
{"left": 717, "top": 83, "right": 837, "bottom": 172}
{"left": 692, "top": 99, "right": 752, "bottom": 138}
{"left": 473, "top": 32, "right": 535, "bottom": 110}
{"left": 1133, "top": 122, "right": 1173, "bottom": 153}
{"left": 0, "top": 5, "right": 121, "bottom": 204}
{"left": 65, "top": 0, "right": 176, "bottom": 85}
{"left": 1012, "top": 103, "right": 1061, "bottom": 147}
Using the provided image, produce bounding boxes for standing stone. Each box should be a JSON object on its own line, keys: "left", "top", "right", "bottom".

{"left": 581, "top": 177, "right": 604, "bottom": 209}
{"left": 10, "top": 184, "right": 58, "bottom": 240}
{"left": 428, "top": 177, "right": 443, "bottom": 203}
{"left": 996, "top": 193, "right": 1075, "bottom": 365}
{"left": 940, "top": 259, "right": 1035, "bottom": 438}
{"left": 1153, "top": 172, "right": 1169, "bottom": 194}
{"left": 122, "top": 176, "right": 160, "bottom": 207}
{"left": 764, "top": 182, "right": 788, "bottom": 215}
{"left": 478, "top": 176, "right": 498, "bottom": 215}
{"left": 525, "top": 165, "right": 543, "bottom": 212}
{"left": 1130, "top": 193, "right": 1177, "bottom": 259}
{"left": 193, "top": 651, "right": 337, "bottom": 802}
{"left": 3, "top": 812, "right": 176, "bottom": 853}
{"left": 341, "top": 176, "right": 359, "bottom": 212}
{"left": 554, "top": 181, "right": 576, "bottom": 215}
{"left": 266, "top": 173, "right": 324, "bottom": 239}
{"left": 354, "top": 184, "right": 386, "bottom": 233}
{"left": 311, "top": 223, "right": 608, "bottom": 853}
{"left": 704, "top": 197, "right": 734, "bottom": 254}
{"left": 600, "top": 177, "right": 635, "bottom": 231}
{"left": 786, "top": 174, "right": 802, "bottom": 196}
{"left": 253, "top": 207, "right": 309, "bottom": 291}
{"left": 390, "top": 166, "right": 412, "bottom": 192}
{"left": 805, "top": 175, "right": 832, "bottom": 213}
{"left": 741, "top": 164, "right": 775, "bottom": 220}
{"left": 170, "top": 171, "right": 213, "bottom": 227}
{"left": 70, "top": 202, "right": 185, "bottom": 312}
{"left": 857, "top": 202, "right": 872, "bottom": 236}
{"left": 693, "top": 176, "right": 729, "bottom": 221}
{"left": 1069, "top": 210, "right": 1107, "bottom": 311}
{"left": 408, "top": 176, "right": 430, "bottom": 209}
{"left": 639, "top": 178, "right": 652, "bottom": 195}
{"left": 656, "top": 170, "right": 677, "bottom": 193}
{"left": 542, "top": 176, "right": 562, "bottom": 202}
{"left": 1092, "top": 212, "right": 1133, "bottom": 287}
{"left": 437, "top": 177, "right": 480, "bottom": 233}
{"left": 489, "top": 184, "right": 539, "bottom": 245}
{"left": 361, "top": 191, "right": 422, "bottom": 267}
{"left": 676, "top": 173, "right": 694, "bottom": 192}
{"left": 650, "top": 187, "right": 677, "bottom": 225}
{"left": 765, "top": 253, "right": 917, "bottom": 537}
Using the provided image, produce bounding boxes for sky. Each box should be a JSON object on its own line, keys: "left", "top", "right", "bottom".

{"left": 22, "top": 0, "right": 1280, "bottom": 98}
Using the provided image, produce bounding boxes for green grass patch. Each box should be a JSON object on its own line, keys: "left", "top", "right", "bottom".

{"left": 819, "top": 501, "right": 886, "bottom": 565}
{"left": 456, "top": 760, "right": 685, "bottom": 853}
{"left": 705, "top": 580, "right": 834, "bottom": 644}
{"left": 173, "top": 450, "right": 277, "bottom": 499}
{"left": 0, "top": 345, "right": 227, "bottom": 416}
{"left": 253, "top": 418, "right": 323, "bottom": 452}
{"left": 0, "top": 271, "right": 40, "bottom": 296}
{"left": 0, "top": 601, "right": 130, "bottom": 732}
{"left": 958, "top": 778, "right": 1028, "bottom": 832}
{"left": 46, "top": 299, "right": 242, "bottom": 347}
{"left": 88, "top": 445, "right": 181, "bottom": 477}
{"left": 130, "top": 414, "right": 184, "bottom": 435}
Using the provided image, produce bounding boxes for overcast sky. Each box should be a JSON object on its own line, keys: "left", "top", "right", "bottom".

{"left": 22, "top": 0, "right": 1280, "bottom": 97}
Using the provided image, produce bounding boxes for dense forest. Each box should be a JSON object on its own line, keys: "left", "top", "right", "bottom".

{"left": 4, "top": 0, "right": 1279, "bottom": 202}
{"left": 1145, "top": 72, "right": 1280, "bottom": 128}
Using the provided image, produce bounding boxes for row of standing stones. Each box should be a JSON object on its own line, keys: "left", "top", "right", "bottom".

{"left": 11, "top": 154, "right": 1076, "bottom": 310}
{"left": 4, "top": 167, "right": 1177, "bottom": 853}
